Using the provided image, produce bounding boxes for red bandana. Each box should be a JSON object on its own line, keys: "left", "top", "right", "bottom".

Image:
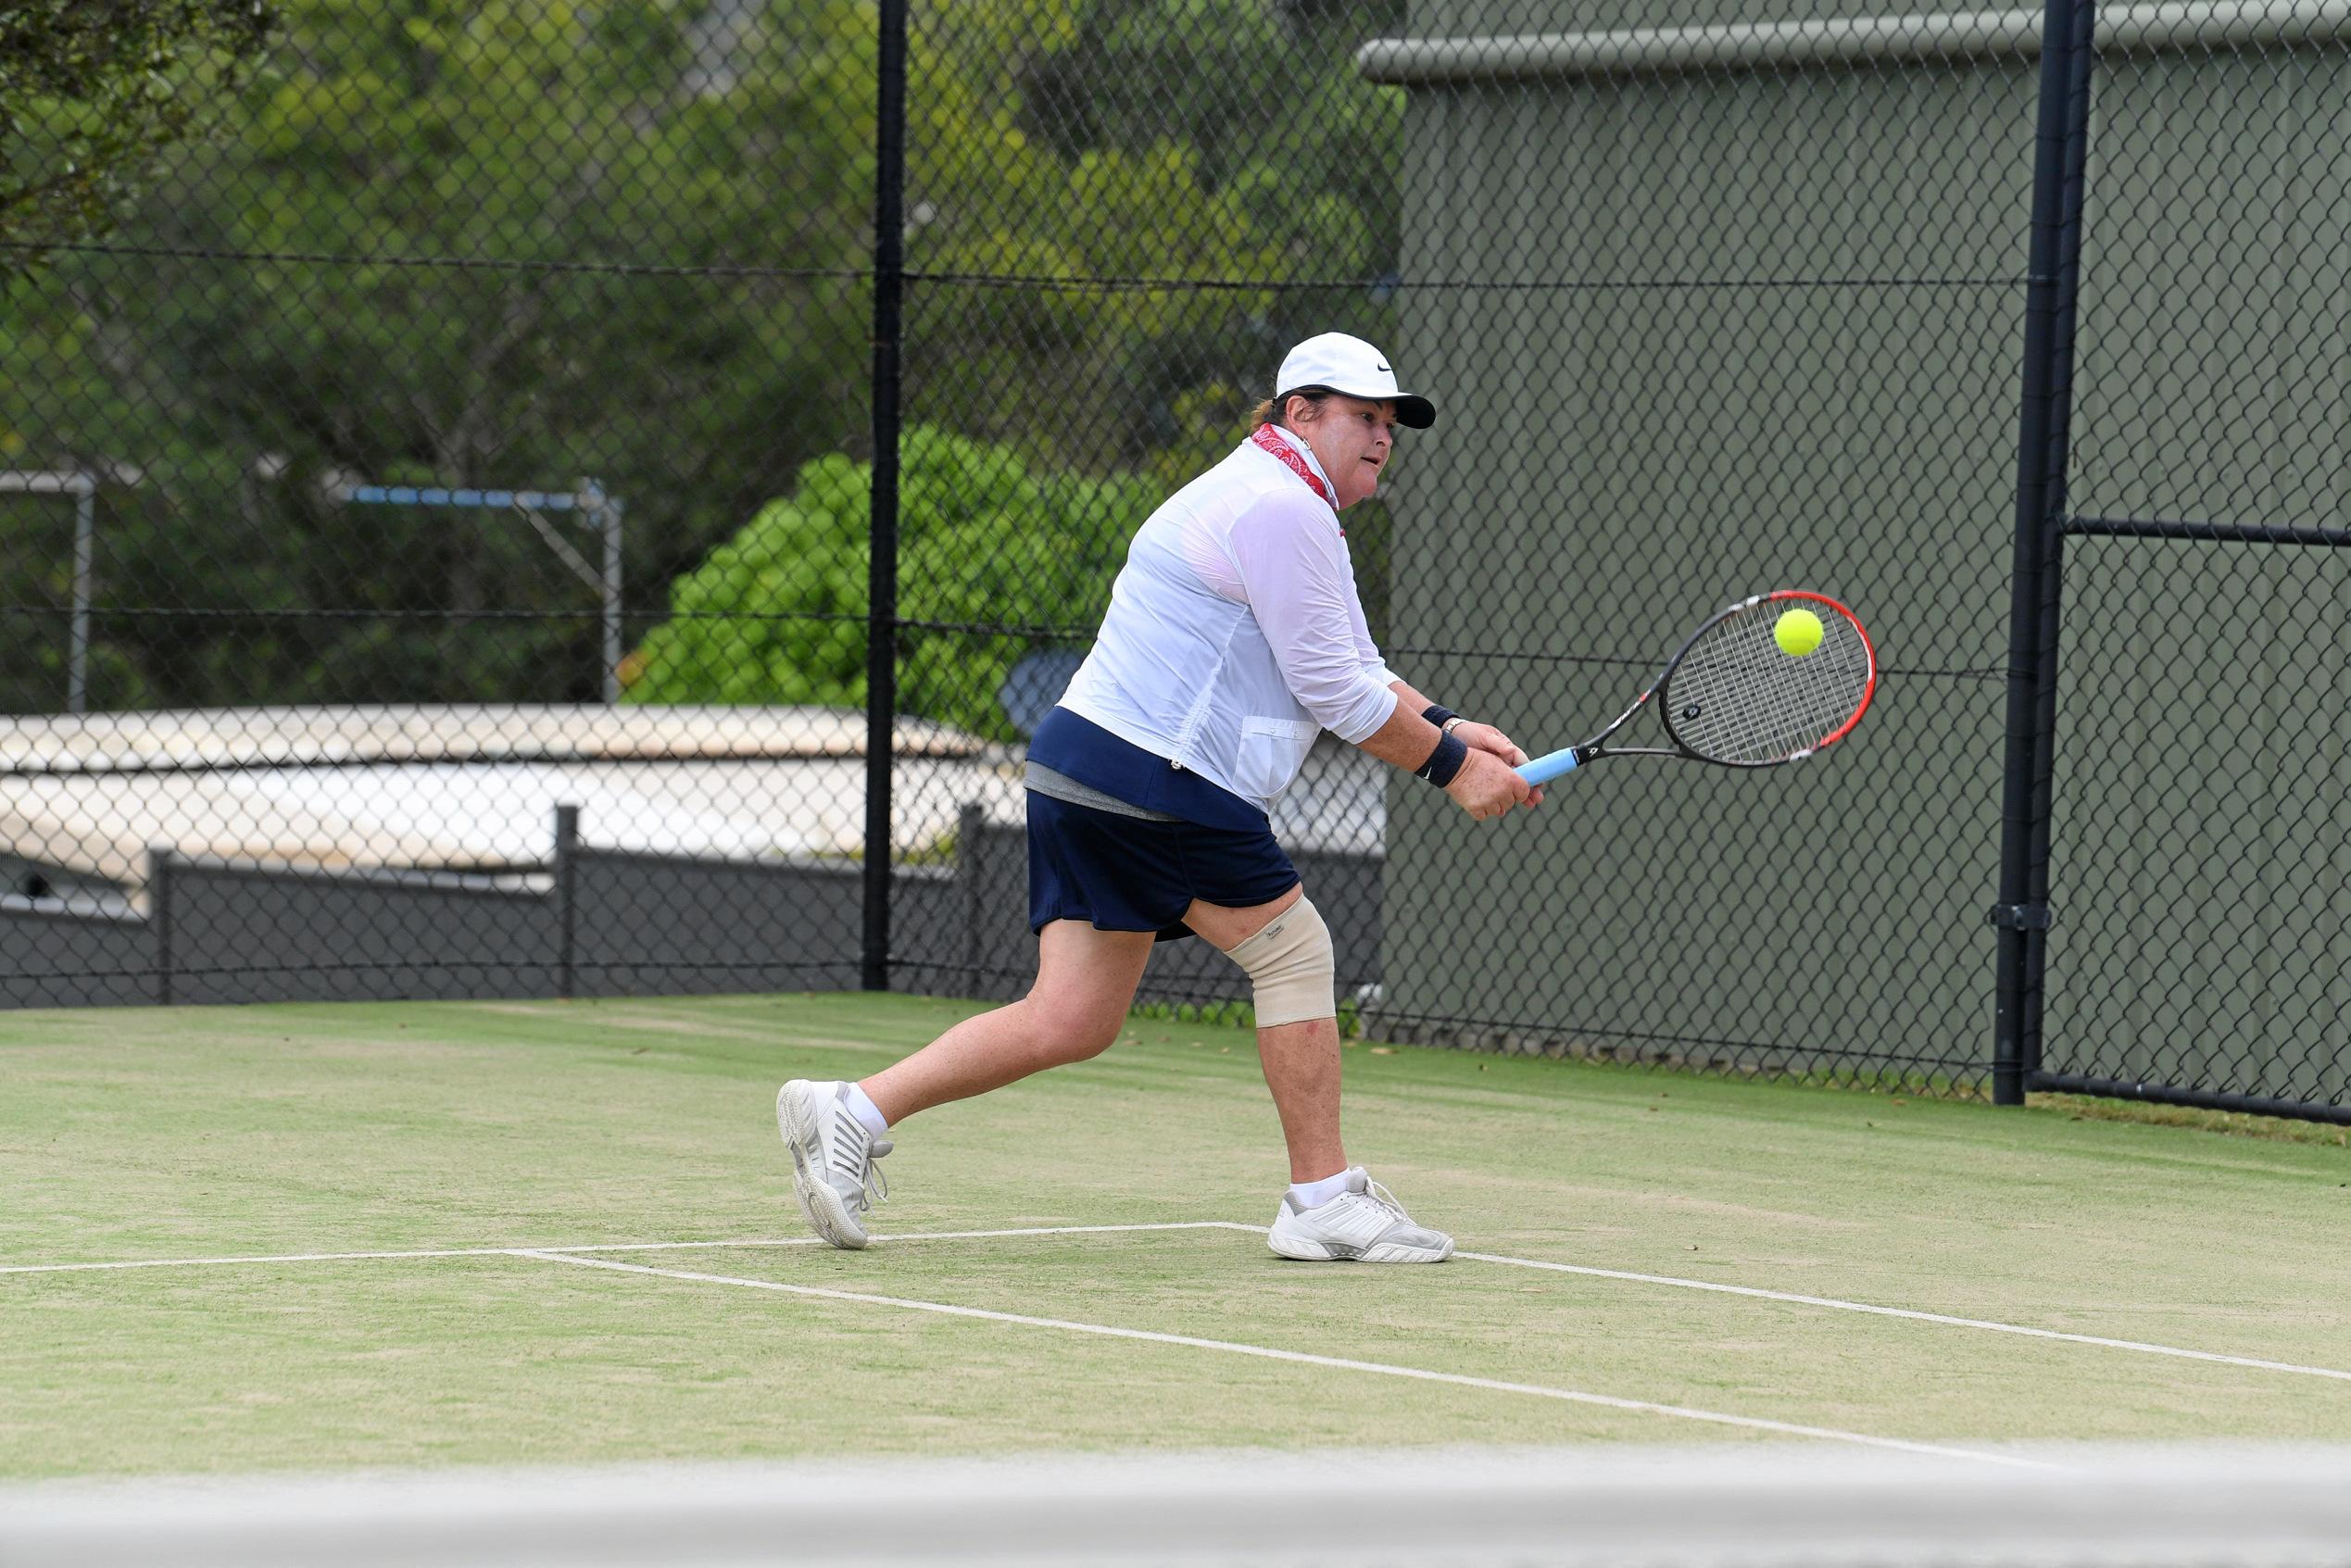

{"left": 1251, "top": 424, "right": 1338, "bottom": 521}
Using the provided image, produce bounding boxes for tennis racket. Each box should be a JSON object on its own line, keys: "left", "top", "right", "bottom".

{"left": 1515, "top": 592, "right": 1877, "bottom": 786}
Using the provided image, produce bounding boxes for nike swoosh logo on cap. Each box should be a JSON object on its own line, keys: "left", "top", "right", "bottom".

{"left": 1376, "top": 362, "right": 1390, "bottom": 372}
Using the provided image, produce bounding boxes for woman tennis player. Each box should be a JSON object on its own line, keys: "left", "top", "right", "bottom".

{"left": 780, "top": 332, "right": 1539, "bottom": 1262}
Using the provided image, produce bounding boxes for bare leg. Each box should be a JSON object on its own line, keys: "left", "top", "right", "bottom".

{"left": 860, "top": 919, "right": 1154, "bottom": 1124}
{"left": 1182, "top": 886, "right": 1348, "bottom": 1184}
{"left": 1254, "top": 1015, "right": 1347, "bottom": 1182}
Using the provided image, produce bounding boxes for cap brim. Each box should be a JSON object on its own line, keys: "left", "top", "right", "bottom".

{"left": 1280, "top": 383, "right": 1436, "bottom": 429}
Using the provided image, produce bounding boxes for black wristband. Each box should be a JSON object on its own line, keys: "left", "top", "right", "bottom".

{"left": 1420, "top": 703, "right": 1457, "bottom": 729}
{"left": 1414, "top": 730, "right": 1469, "bottom": 787}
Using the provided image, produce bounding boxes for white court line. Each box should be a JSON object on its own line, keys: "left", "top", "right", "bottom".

{"left": 0, "top": 1222, "right": 1234, "bottom": 1277}
{"left": 1452, "top": 1247, "right": 2351, "bottom": 1385}
{"left": 518, "top": 1248, "right": 2056, "bottom": 1470}
{"left": 1195, "top": 1224, "right": 2351, "bottom": 1386}
{"left": 13, "top": 1220, "right": 2348, "bottom": 1388}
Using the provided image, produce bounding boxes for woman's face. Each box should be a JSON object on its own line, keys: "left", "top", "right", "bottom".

{"left": 1294, "top": 393, "right": 1400, "bottom": 510}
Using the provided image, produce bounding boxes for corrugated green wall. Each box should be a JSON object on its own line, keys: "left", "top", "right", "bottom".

{"left": 1371, "top": 5, "right": 2349, "bottom": 1095}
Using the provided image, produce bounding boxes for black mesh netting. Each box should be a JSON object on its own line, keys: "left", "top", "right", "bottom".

{"left": 4, "top": 0, "right": 2345, "bottom": 1119}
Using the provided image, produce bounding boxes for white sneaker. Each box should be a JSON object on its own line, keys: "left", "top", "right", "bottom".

{"left": 1266, "top": 1167, "right": 1453, "bottom": 1263}
{"left": 776, "top": 1080, "right": 891, "bottom": 1250}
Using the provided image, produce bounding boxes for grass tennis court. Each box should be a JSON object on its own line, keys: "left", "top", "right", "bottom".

{"left": 5, "top": 992, "right": 2348, "bottom": 1479}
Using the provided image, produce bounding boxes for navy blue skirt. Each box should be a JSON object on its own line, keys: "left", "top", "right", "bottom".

{"left": 1026, "top": 792, "right": 1301, "bottom": 943}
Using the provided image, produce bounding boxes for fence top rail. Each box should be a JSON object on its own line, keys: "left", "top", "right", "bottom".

{"left": 2066, "top": 515, "right": 2351, "bottom": 547}
{"left": 0, "top": 705, "right": 990, "bottom": 774}
{"left": 1357, "top": 0, "right": 2351, "bottom": 82}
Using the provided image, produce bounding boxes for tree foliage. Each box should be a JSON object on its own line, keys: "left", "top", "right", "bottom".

{"left": 905, "top": 0, "right": 1406, "bottom": 472}
{"left": 625, "top": 425, "right": 1155, "bottom": 741}
{"left": 616, "top": 0, "right": 1409, "bottom": 735}
{"left": 0, "top": 0, "right": 276, "bottom": 257}
{"left": 1, "top": 0, "right": 874, "bottom": 711}
{"left": 0, "top": 0, "right": 1407, "bottom": 716}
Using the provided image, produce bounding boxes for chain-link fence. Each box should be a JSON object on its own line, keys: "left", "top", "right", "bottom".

{"left": 3, "top": 0, "right": 2345, "bottom": 1122}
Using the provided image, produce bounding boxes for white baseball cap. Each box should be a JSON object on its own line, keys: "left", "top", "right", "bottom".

{"left": 1274, "top": 332, "right": 1435, "bottom": 429}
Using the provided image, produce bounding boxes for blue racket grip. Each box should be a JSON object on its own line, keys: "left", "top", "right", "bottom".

{"left": 1515, "top": 747, "right": 1581, "bottom": 786}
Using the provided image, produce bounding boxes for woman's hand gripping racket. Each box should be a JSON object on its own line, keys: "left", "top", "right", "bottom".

{"left": 1515, "top": 591, "right": 1877, "bottom": 785}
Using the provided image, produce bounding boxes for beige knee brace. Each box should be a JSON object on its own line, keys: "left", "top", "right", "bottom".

{"left": 1223, "top": 897, "right": 1336, "bottom": 1027}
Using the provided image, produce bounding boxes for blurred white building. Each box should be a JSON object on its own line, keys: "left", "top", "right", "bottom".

{"left": 1, "top": 705, "right": 1022, "bottom": 912}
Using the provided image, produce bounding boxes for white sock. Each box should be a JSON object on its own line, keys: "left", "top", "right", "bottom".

{"left": 1288, "top": 1168, "right": 1353, "bottom": 1210}
{"left": 844, "top": 1082, "right": 889, "bottom": 1138}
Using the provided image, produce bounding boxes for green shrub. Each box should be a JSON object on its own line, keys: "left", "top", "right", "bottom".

{"left": 625, "top": 426, "right": 1159, "bottom": 740}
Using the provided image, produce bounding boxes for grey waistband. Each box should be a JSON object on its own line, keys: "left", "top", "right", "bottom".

{"left": 1025, "top": 761, "right": 1183, "bottom": 822}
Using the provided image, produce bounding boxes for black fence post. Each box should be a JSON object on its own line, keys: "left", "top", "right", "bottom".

{"left": 1993, "top": 0, "right": 2097, "bottom": 1104}
{"left": 149, "top": 847, "right": 174, "bottom": 1006}
{"left": 2021, "top": 0, "right": 2099, "bottom": 1089}
{"left": 862, "top": 0, "right": 908, "bottom": 996}
{"left": 958, "top": 801, "right": 985, "bottom": 985}
{"left": 554, "top": 804, "right": 579, "bottom": 1000}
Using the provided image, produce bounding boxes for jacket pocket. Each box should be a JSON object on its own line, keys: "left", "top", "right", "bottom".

{"left": 1234, "top": 716, "right": 1320, "bottom": 799}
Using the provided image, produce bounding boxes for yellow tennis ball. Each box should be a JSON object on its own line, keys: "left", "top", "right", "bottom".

{"left": 1775, "top": 608, "right": 1825, "bottom": 657}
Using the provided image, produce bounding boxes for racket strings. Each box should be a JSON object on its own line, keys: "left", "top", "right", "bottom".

{"left": 1663, "top": 606, "right": 1872, "bottom": 765}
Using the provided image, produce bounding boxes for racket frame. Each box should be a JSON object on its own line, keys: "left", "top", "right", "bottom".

{"left": 1515, "top": 591, "right": 1877, "bottom": 784}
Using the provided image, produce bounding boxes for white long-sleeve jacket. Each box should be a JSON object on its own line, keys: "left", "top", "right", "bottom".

{"left": 1057, "top": 426, "right": 1398, "bottom": 810}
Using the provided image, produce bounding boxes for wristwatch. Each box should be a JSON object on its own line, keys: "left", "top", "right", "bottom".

{"left": 1440, "top": 715, "right": 1467, "bottom": 735}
